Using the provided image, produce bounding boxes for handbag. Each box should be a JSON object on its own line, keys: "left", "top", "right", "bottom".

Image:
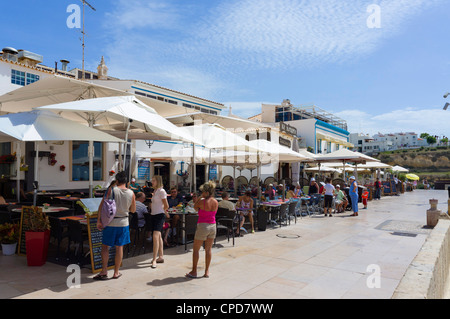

{"left": 100, "top": 187, "right": 116, "bottom": 227}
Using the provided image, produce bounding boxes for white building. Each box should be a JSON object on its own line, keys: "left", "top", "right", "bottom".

{"left": 350, "top": 132, "right": 428, "bottom": 155}
{"left": 260, "top": 100, "right": 353, "bottom": 154}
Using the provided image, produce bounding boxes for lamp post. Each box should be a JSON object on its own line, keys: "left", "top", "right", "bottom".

{"left": 444, "top": 92, "right": 449, "bottom": 110}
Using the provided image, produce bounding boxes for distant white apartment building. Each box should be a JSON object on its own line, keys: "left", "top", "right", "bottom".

{"left": 350, "top": 132, "right": 428, "bottom": 155}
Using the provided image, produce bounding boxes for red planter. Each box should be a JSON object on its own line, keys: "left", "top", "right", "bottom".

{"left": 25, "top": 230, "right": 50, "bottom": 266}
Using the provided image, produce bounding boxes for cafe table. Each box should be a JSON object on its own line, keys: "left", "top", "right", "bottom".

{"left": 12, "top": 206, "right": 70, "bottom": 214}
{"left": 168, "top": 207, "right": 198, "bottom": 244}
{"left": 55, "top": 196, "right": 82, "bottom": 208}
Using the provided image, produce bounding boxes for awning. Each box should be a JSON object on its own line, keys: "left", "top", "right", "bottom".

{"left": 316, "top": 132, "right": 353, "bottom": 147}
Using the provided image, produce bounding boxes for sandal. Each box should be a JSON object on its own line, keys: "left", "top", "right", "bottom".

{"left": 185, "top": 273, "right": 197, "bottom": 279}
{"left": 156, "top": 258, "right": 164, "bottom": 264}
{"left": 112, "top": 273, "right": 122, "bottom": 279}
{"left": 93, "top": 273, "right": 108, "bottom": 281}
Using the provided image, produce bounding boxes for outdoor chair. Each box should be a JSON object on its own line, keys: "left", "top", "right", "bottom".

{"left": 127, "top": 213, "right": 146, "bottom": 257}
{"left": 277, "top": 203, "right": 289, "bottom": 227}
{"left": 66, "top": 219, "right": 89, "bottom": 265}
{"left": 143, "top": 213, "right": 152, "bottom": 254}
{"left": 178, "top": 214, "right": 199, "bottom": 252}
{"left": 7, "top": 205, "right": 22, "bottom": 222}
{"left": 294, "top": 199, "right": 305, "bottom": 218}
{"left": 215, "top": 207, "right": 235, "bottom": 246}
{"left": 287, "top": 200, "right": 298, "bottom": 225}
{"left": 0, "top": 212, "right": 11, "bottom": 225}
{"left": 48, "top": 216, "right": 69, "bottom": 261}
{"left": 306, "top": 194, "right": 322, "bottom": 216}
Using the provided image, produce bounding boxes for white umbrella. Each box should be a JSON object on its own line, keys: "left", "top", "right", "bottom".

{"left": 0, "top": 110, "right": 123, "bottom": 204}
{"left": 248, "top": 139, "right": 311, "bottom": 163}
{"left": 315, "top": 148, "right": 380, "bottom": 182}
{"left": 38, "top": 96, "right": 202, "bottom": 196}
{"left": 147, "top": 147, "right": 211, "bottom": 163}
{"left": 392, "top": 165, "right": 409, "bottom": 173}
{"left": 177, "top": 124, "right": 262, "bottom": 191}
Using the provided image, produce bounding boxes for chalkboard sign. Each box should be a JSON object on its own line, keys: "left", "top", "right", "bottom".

{"left": 382, "top": 181, "right": 392, "bottom": 196}
{"left": 390, "top": 181, "right": 397, "bottom": 194}
{"left": 18, "top": 206, "right": 42, "bottom": 256}
{"left": 86, "top": 215, "right": 116, "bottom": 273}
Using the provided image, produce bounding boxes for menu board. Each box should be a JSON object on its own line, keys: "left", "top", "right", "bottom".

{"left": 78, "top": 198, "right": 103, "bottom": 216}
{"left": 390, "top": 180, "right": 397, "bottom": 194}
{"left": 86, "top": 215, "right": 116, "bottom": 273}
{"left": 382, "top": 181, "right": 392, "bottom": 196}
{"left": 18, "top": 206, "right": 42, "bottom": 256}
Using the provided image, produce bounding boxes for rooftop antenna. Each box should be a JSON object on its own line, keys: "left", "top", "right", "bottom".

{"left": 79, "top": 0, "right": 96, "bottom": 81}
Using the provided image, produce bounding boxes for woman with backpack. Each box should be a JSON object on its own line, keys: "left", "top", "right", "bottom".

{"left": 95, "top": 171, "right": 136, "bottom": 280}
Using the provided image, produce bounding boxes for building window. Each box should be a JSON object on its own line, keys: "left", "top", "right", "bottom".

{"left": 72, "top": 141, "right": 103, "bottom": 181}
{"left": 11, "top": 69, "right": 26, "bottom": 86}
{"left": 26, "top": 73, "right": 40, "bottom": 85}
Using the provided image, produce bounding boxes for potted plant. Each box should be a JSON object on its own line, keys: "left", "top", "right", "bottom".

{"left": 48, "top": 153, "right": 57, "bottom": 166}
{"left": 0, "top": 223, "right": 19, "bottom": 255}
{"left": 24, "top": 209, "right": 51, "bottom": 266}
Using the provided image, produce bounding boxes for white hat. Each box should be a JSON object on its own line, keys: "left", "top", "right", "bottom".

{"left": 311, "top": 178, "right": 315, "bottom": 182}
{"left": 131, "top": 178, "right": 136, "bottom": 182}
{"left": 349, "top": 176, "right": 355, "bottom": 180}
{"left": 269, "top": 183, "right": 273, "bottom": 187}
{"left": 336, "top": 184, "right": 341, "bottom": 188}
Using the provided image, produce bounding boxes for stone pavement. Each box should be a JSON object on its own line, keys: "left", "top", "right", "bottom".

{"left": 0, "top": 189, "right": 448, "bottom": 299}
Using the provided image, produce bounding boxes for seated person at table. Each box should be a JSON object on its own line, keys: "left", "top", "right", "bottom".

{"left": 334, "top": 185, "right": 348, "bottom": 213}
{"left": 264, "top": 184, "right": 276, "bottom": 200}
{"left": 236, "top": 190, "right": 254, "bottom": 234}
{"left": 187, "top": 192, "right": 199, "bottom": 208}
{"left": 294, "top": 183, "right": 303, "bottom": 197}
{"left": 218, "top": 191, "right": 235, "bottom": 211}
{"left": 286, "top": 186, "right": 298, "bottom": 199}
{"left": 309, "top": 178, "right": 319, "bottom": 194}
{"left": 128, "top": 178, "right": 141, "bottom": 194}
{"left": 134, "top": 192, "right": 147, "bottom": 228}
{"left": 167, "top": 187, "right": 183, "bottom": 208}
{"left": 308, "top": 178, "right": 320, "bottom": 205}
{"left": 167, "top": 187, "right": 183, "bottom": 244}
{"left": 0, "top": 194, "right": 6, "bottom": 205}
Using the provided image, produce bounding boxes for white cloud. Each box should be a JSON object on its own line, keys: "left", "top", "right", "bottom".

{"left": 334, "top": 107, "right": 450, "bottom": 137}
{"left": 187, "top": 0, "right": 443, "bottom": 70}
{"left": 100, "top": 0, "right": 445, "bottom": 101}
{"left": 104, "top": 0, "right": 182, "bottom": 30}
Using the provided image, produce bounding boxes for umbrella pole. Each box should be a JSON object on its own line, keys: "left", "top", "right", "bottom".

{"left": 16, "top": 142, "right": 21, "bottom": 203}
{"left": 123, "top": 119, "right": 132, "bottom": 184}
{"left": 192, "top": 143, "right": 196, "bottom": 192}
{"left": 33, "top": 142, "right": 39, "bottom": 207}
{"left": 88, "top": 114, "right": 95, "bottom": 198}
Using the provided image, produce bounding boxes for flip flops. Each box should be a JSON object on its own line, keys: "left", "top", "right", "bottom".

{"left": 112, "top": 273, "right": 122, "bottom": 279}
{"left": 185, "top": 273, "right": 197, "bottom": 279}
{"left": 93, "top": 273, "right": 108, "bottom": 281}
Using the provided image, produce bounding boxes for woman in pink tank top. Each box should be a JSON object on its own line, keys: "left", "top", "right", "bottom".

{"left": 186, "top": 181, "right": 218, "bottom": 279}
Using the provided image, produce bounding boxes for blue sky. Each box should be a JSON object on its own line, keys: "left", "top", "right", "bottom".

{"left": 2, "top": 0, "right": 450, "bottom": 137}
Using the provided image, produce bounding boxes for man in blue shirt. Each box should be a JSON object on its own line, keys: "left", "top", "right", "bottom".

{"left": 167, "top": 187, "right": 183, "bottom": 208}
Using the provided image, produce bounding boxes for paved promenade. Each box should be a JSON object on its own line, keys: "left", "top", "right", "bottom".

{"left": 1, "top": 189, "right": 448, "bottom": 299}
